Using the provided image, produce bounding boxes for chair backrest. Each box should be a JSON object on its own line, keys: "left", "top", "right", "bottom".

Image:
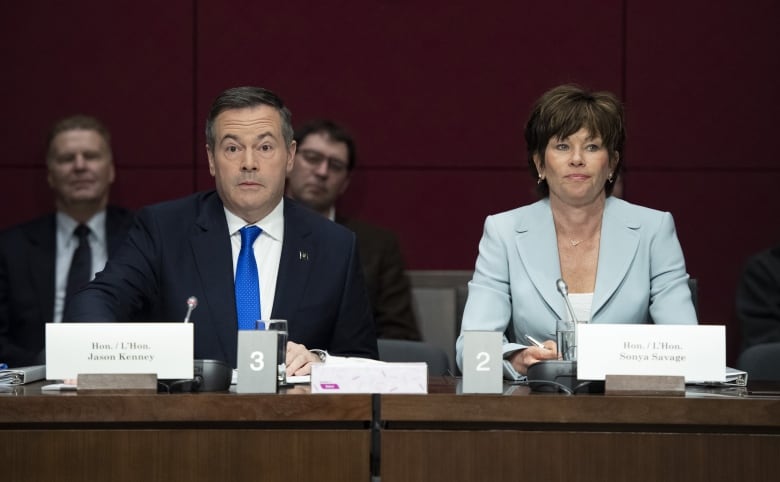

{"left": 736, "top": 342, "right": 780, "bottom": 381}
{"left": 407, "top": 270, "right": 472, "bottom": 373}
{"left": 377, "top": 339, "right": 451, "bottom": 376}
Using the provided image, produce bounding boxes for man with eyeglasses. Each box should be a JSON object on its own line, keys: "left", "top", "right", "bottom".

{"left": 286, "top": 119, "right": 421, "bottom": 341}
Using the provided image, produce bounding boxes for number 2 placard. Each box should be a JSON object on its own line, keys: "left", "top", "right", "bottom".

{"left": 462, "top": 331, "right": 503, "bottom": 393}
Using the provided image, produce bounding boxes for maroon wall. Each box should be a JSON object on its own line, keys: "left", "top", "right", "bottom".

{"left": 2, "top": 1, "right": 778, "bottom": 364}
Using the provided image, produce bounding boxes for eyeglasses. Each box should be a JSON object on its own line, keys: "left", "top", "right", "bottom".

{"left": 297, "top": 149, "right": 349, "bottom": 174}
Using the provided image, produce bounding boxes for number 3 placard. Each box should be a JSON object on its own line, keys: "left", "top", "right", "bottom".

{"left": 237, "top": 330, "right": 278, "bottom": 393}
{"left": 462, "top": 331, "right": 503, "bottom": 393}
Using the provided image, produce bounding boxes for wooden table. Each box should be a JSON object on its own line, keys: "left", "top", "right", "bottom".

{"left": 4, "top": 379, "right": 779, "bottom": 482}
{"left": 379, "top": 379, "right": 780, "bottom": 482}
{"left": 0, "top": 383, "right": 373, "bottom": 482}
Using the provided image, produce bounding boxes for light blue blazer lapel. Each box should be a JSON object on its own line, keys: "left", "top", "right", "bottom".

{"left": 514, "top": 199, "right": 566, "bottom": 320}
{"left": 593, "top": 197, "right": 640, "bottom": 318}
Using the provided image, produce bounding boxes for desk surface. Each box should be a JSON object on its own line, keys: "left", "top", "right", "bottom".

{"left": 380, "top": 379, "right": 780, "bottom": 482}
{"left": 0, "top": 381, "right": 371, "bottom": 425}
{"left": 3, "top": 379, "right": 779, "bottom": 482}
{"left": 382, "top": 378, "right": 780, "bottom": 431}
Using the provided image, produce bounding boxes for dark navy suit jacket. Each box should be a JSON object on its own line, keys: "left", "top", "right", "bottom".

{"left": 64, "top": 191, "right": 378, "bottom": 367}
{"left": 0, "top": 206, "right": 134, "bottom": 367}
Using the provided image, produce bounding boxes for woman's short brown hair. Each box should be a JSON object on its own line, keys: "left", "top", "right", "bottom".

{"left": 524, "top": 84, "right": 625, "bottom": 197}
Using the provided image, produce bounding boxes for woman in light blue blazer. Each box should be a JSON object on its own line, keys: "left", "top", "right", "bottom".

{"left": 456, "top": 85, "right": 697, "bottom": 380}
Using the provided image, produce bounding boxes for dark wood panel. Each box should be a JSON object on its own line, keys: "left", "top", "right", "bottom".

{"left": 0, "top": 383, "right": 372, "bottom": 423}
{"left": 4, "top": 429, "right": 370, "bottom": 482}
{"left": 625, "top": 0, "right": 780, "bottom": 169}
{"left": 382, "top": 430, "right": 779, "bottom": 482}
{"left": 381, "top": 389, "right": 780, "bottom": 429}
{"left": 0, "top": 0, "right": 196, "bottom": 230}
{"left": 196, "top": 2, "right": 623, "bottom": 169}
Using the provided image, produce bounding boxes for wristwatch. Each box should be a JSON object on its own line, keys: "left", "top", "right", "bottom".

{"left": 310, "top": 349, "right": 328, "bottom": 363}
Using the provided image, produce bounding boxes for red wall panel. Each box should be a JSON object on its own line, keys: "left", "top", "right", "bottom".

{"left": 0, "top": 0, "right": 195, "bottom": 228}
{"left": 1, "top": 1, "right": 778, "bottom": 365}
{"left": 625, "top": 0, "right": 780, "bottom": 170}
{"left": 195, "top": 1, "right": 623, "bottom": 170}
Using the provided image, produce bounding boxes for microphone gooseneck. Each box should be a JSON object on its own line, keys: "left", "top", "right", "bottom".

{"left": 555, "top": 279, "right": 579, "bottom": 324}
{"left": 183, "top": 296, "right": 198, "bottom": 323}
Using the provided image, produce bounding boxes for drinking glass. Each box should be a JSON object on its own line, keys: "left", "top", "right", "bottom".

{"left": 556, "top": 319, "right": 577, "bottom": 361}
{"left": 265, "top": 320, "right": 288, "bottom": 385}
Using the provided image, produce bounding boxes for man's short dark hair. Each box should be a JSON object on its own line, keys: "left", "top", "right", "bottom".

{"left": 294, "top": 119, "right": 357, "bottom": 171}
{"left": 205, "top": 86, "right": 294, "bottom": 152}
{"left": 46, "top": 115, "right": 112, "bottom": 160}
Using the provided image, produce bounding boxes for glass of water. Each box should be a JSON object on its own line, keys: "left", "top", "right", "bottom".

{"left": 556, "top": 319, "right": 577, "bottom": 361}
{"left": 266, "top": 320, "right": 288, "bottom": 386}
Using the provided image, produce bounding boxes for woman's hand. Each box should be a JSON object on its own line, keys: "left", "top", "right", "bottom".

{"left": 509, "top": 340, "right": 558, "bottom": 375}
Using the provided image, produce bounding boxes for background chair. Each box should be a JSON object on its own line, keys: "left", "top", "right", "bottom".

{"left": 407, "top": 270, "right": 471, "bottom": 374}
{"left": 377, "top": 339, "right": 451, "bottom": 376}
{"left": 736, "top": 342, "right": 780, "bottom": 381}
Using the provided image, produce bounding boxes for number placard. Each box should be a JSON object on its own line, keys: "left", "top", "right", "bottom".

{"left": 237, "top": 330, "right": 278, "bottom": 393}
{"left": 462, "top": 331, "right": 503, "bottom": 393}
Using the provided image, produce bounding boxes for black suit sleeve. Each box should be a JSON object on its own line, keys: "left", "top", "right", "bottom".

{"left": 371, "top": 233, "right": 421, "bottom": 340}
{"left": 736, "top": 247, "right": 780, "bottom": 349}
{"left": 326, "top": 234, "right": 379, "bottom": 359}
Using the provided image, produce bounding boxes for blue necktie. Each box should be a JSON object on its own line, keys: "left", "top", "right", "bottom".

{"left": 235, "top": 225, "right": 262, "bottom": 330}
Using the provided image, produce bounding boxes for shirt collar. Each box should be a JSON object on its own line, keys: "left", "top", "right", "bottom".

{"left": 56, "top": 210, "right": 107, "bottom": 245}
{"left": 224, "top": 198, "right": 285, "bottom": 241}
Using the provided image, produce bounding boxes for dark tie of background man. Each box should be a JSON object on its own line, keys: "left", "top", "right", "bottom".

{"left": 65, "top": 224, "right": 92, "bottom": 308}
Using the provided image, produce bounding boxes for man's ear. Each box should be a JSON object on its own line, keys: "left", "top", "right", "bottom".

{"left": 286, "top": 140, "right": 297, "bottom": 174}
{"left": 338, "top": 173, "right": 352, "bottom": 196}
{"left": 206, "top": 145, "right": 216, "bottom": 176}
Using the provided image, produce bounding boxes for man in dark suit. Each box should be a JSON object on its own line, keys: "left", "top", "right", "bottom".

{"left": 736, "top": 245, "right": 780, "bottom": 350}
{"left": 285, "top": 119, "right": 421, "bottom": 340}
{"left": 0, "top": 115, "right": 133, "bottom": 367}
{"left": 65, "top": 87, "right": 378, "bottom": 373}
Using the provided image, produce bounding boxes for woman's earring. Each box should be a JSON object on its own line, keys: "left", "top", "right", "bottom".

{"left": 537, "top": 174, "right": 544, "bottom": 185}
{"left": 608, "top": 172, "right": 614, "bottom": 183}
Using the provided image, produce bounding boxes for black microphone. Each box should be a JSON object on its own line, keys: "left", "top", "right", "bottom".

{"left": 556, "top": 279, "right": 579, "bottom": 323}
{"left": 183, "top": 296, "right": 198, "bottom": 323}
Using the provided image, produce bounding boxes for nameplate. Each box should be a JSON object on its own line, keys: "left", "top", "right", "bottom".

{"left": 577, "top": 324, "right": 725, "bottom": 382}
{"left": 46, "top": 323, "right": 193, "bottom": 380}
{"left": 311, "top": 362, "right": 427, "bottom": 394}
{"left": 461, "top": 331, "right": 503, "bottom": 393}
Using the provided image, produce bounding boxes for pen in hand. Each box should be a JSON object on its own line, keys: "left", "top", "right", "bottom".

{"left": 524, "top": 334, "right": 551, "bottom": 350}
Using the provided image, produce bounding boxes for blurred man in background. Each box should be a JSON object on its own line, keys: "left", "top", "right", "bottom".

{"left": 0, "top": 115, "right": 133, "bottom": 367}
{"left": 286, "top": 119, "right": 421, "bottom": 340}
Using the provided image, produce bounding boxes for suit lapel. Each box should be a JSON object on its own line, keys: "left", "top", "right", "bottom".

{"left": 27, "top": 216, "right": 57, "bottom": 322}
{"left": 514, "top": 199, "right": 565, "bottom": 319}
{"left": 105, "top": 206, "right": 132, "bottom": 254}
{"left": 190, "top": 194, "right": 237, "bottom": 362}
{"left": 592, "top": 197, "right": 640, "bottom": 317}
{"left": 272, "top": 200, "right": 313, "bottom": 319}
